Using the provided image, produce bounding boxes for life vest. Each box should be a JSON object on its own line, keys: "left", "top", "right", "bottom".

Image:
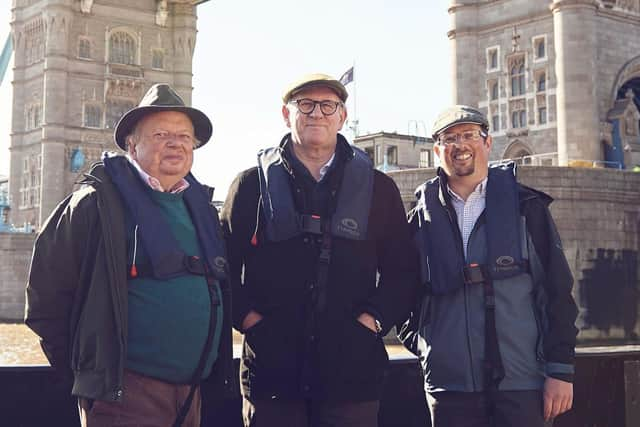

{"left": 256, "top": 136, "right": 374, "bottom": 241}
{"left": 101, "top": 153, "right": 228, "bottom": 281}
{"left": 414, "top": 162, "right": 525, "bottom": 295}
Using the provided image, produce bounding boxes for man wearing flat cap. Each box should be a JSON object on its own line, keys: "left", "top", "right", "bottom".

{"left": 221, "top": 73, "right": 419, "bottom": 426}
{"left": 25, "top": 83, "right": 233, "bottom": 427}
{"left": 398, "top": 105, "right": 578, "bottom": 426}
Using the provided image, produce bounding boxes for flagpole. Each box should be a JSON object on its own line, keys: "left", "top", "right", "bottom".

{"left": 353, "top": 60, "right": 358, "bottom": 137}
{"left": 352, "top": 61, "right": 356, "bottom": 134}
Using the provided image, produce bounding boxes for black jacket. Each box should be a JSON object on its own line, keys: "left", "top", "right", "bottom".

{"left": 25, "top": 160, "right": 234, "bottom": 403}
{"left": 220, "top": 136, "right": 420, "bottom": 402}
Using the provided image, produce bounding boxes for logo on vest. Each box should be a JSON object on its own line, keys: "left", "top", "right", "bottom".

{"left": 213, "top": 256, "right": 227, "bottom": 271}
{"left": 495, "top": 255, "right": 517, "bottom": 272}
{"left": 338, "top": 218, "right": 360, "bottom": 237}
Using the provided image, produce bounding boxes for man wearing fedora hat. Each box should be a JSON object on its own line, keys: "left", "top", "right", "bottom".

{"left": 221, "top": 73, "right": 419, "bottom": 426}
{"left": 25, "top": 83, "right": 233, "bottom": 427}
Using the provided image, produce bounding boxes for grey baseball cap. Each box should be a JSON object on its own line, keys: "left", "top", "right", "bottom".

{"left": 431, "top": 105, "right": 489, "bottom": 140}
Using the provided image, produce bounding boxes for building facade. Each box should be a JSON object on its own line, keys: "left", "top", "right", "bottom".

{"left": 449, "top": 0, "right": 640, "bottom": 168}
{"left": 353, "top": 132, "right": 435, "bottom": 171}
{"left": 9, "top": 0, "right": 201, "bottom": 228}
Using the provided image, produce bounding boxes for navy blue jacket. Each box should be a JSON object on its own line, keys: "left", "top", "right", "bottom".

{"left": 399, "top": 169, "right": 578, "bottom": 392}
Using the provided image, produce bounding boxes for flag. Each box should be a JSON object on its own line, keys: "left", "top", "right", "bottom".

{"left": 0, "top": 34, "right": 13, "bottom": 86}
{"left": 339, "top": 67, "right": 354, "bottom": 86}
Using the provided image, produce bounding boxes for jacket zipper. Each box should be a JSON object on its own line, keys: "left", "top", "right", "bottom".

{"left": 444, "top": 203, "right": 478, "bottom": 391}
{"left": 97, "top": 188, "right": 127, "bottom": 400}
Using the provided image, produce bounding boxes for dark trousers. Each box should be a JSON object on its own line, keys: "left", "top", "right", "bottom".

{"left": 243, "top": 397, "right": 380, "bottom": 427}
{"left": 78, "top": 369, "right": 200, "bottom": 427}
{"left": 427, "top": 390, "right": 549, "bottom": 427}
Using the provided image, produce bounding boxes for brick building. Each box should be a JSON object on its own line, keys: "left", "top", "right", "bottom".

{"left": 353, "top": 132, "right": 435, "bottom": 171}
{"left": 8, "top": 0, "right": 204, "bottom": 229}
{"left": 449, "top": 0, "right": 640, "bottom": 169}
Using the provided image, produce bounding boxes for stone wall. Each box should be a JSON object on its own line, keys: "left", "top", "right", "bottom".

{"left": 389, "top": 166, "right": 640, "bottom": 343}
{"left": 0, "top": 233, "right": 36, "bottom": 321}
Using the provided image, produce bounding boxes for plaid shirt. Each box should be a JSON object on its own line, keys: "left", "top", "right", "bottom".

{"left": 447, "top": 177, "right": 488, "bottom": 260}
{"left": 126, "top": 156, "right": 190, "bottom": 194}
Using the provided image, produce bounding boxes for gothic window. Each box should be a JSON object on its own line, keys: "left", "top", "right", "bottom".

{"left": 539, "top": 107, "right": 547, "bottom": 125}
{"left": 534, "top": 37, "right": 546, "bottom": 60}
{"left": 83, "top": 104, "right": 102, "bottom": 128}
{"left": 386, "top": 145, "right": 398, "bottom": 165}
{"left": 25, "top": 18, "right": 45, "bottom": 65}
{"left": 19, "top": 153, "right": 41, "bottom": 209}
{"left": 490, "top": 81, "right": 499, "bottom": 101}
{"left": 109, "top": 32, "right": 137, "bottom": 65}
{"left": 25, "top": 104, "right": 42, "bottom": 130}
{"left": 78, "top": 38, "right": 91, "bottom": 59}
{"left": 106, "top": 100, "right": 135, "bottom": 129}
{"left": 486, "top": 46, "right": 500, "bottom": 72}
{"left": 492, "top": 115, "right": 500, "bottom": 132}
{"left": 511, "top": 109, "right": 526, "bottom": 128}
{"left": 152, "top": 49, "right": 164, "bottom": 69}
{"left": 537, "top": 72, "right": 546, "bottom": 92}
{"left": 510, "top": 60, "right": 525, "bottom": 96}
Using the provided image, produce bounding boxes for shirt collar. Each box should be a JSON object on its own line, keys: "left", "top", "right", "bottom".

{"left": 318, "top": 153, "right": 336, "bottom": 181}
{"left": 447, "top": 177, "right": 488, "bottom": 203}
{"left": 126, "top": 155, "right": 190, "bottom": 194}
{"left": 284, "top": 136, "right": 339, "bottom": 183}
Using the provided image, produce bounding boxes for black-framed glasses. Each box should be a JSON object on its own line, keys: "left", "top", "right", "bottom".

{"left": 290, "top": 98, "right": 343, "bottom": 116}
{"left": 438, "top": 129, "right": 486, "bottom": 146}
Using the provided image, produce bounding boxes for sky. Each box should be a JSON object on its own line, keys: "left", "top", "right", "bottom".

{"left": 0, "top": 0, "right": 451, "bottom": 199}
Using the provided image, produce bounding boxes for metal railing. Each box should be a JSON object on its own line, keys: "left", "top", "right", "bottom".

{"left": 490, "top": 152, "right": 624, "bottom": 169}
{"left": 490, "top": 152, "right": 559, "bottom": 167}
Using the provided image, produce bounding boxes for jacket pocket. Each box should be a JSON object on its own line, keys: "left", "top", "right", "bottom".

{"left": 338, "top": 318, "right": 388, "bottom": 384}
{"left": 243, "top": 316, "right": 293, "bottom": 378}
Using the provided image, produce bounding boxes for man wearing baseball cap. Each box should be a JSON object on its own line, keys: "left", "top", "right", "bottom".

{"left": 221, "top": 73, "right": 419, "bottom": 426}
{"left": 399, "top": 105, "right": 578, "bottom": 426}
{"left": 25, "top": 83, "right": 233, "bottom": 427}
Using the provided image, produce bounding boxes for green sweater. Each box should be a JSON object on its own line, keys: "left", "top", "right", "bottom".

{"left": 126, "top": 189, "right": 223, "bottom": 384}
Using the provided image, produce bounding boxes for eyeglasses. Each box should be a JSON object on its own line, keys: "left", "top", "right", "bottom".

{"left": 290, "top": 98, "right": 343, "bottom": 116}
{"left": 147, "top": 130, "right": 197, "bottom": 147}
{"left": 438, "top": 129, "right": 486, "bottom": 146}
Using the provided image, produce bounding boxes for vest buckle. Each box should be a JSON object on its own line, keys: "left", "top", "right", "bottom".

{"left": 184, "top": 255, "right": 205, "bottom": 275}
{"left": 463, "top": 263, "right": 486, "bottom": 285}
{"left": 301, "top": 214, "right": 323, "bottom": 235}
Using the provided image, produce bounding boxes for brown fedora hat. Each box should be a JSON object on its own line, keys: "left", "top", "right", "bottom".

{"left": 114, "top": 83, "right": 213, "bottom": 150}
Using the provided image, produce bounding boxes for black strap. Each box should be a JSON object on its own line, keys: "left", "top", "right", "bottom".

{"left": 172, "top": 265, "right": 221, "bottom": 427}
{"left": 299, "top": 217, "right": 333, "bottom": 394}
{"left": 482, "top": 275, "right": 505, "bottom": 391}
{"left": 462, "top": 265, "right": 505, "bottom": 390}
{"left": 314, "top": 219, "right": 332, "bottom": 314}
{"left": 300, "top": 214, "right": 323, "bottom": 235}
{"left": 464, "top": 264, "right": 505, "bottom": 422}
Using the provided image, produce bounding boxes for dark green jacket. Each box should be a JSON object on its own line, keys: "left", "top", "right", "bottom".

{"left": 25, "top": 160, "right": 234, "bottom": 402}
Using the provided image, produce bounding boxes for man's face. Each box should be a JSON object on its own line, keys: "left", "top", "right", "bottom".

{"left": 282, "top": 86, "right": 347, "bottom": 150}
{"left": 434, "top": 123, "right": 492, "bottom": 181}
{"left": 127, "top": 111, "right": 195, "bottom": 186}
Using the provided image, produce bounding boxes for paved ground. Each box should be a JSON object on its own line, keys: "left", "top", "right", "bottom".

{"left": 0, "top": 323, "right": 48, "bottom": 365}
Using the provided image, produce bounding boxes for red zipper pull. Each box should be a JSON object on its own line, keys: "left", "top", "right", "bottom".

{"left": 130, "top": 264, "right": 138, "bottom": 278}
{"left": 250, "top": 233, "right": 258, "bottom": 246}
